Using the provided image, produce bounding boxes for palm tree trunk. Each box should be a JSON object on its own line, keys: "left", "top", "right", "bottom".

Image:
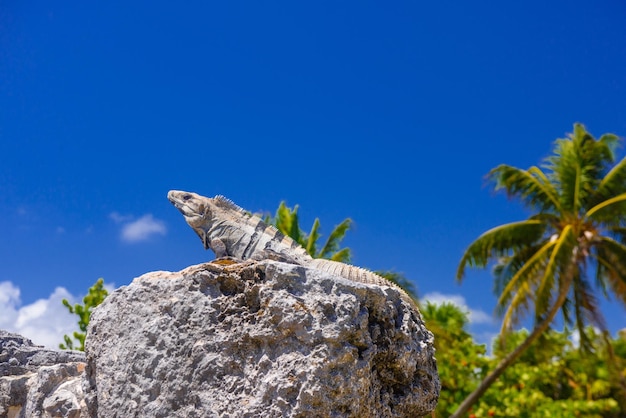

{"left": 450, "top": 283, "right": 571, "bottom": 418}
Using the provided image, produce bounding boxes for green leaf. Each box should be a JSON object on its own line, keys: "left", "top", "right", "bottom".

{"left": 318, "top": 218, "right": 352, "bottom": 261}
{"left": 305, "top": 218, "right": 320, "bottom": 256}
{"left": 594, "top": 237, "right": 626, "bottom": 306}
{"left": 589, "top": 154, "right": 626, "bottom": 207}
{"left": 269, "top": 201, "right": 353, "bottom": 262}
{"left": 457, "top": 220, "right": 546, "bottom": 280}
{"left": 275, "top": 202, "right": 302, "bottom": 244}
{"left": 495, "top": 239, "right": 555, "bottom": 322}
{"left": 329, "top": 247, "right": 351, "bottom": 263}
{"left": 60, "top": 278, "right": 109, "bottom": 351}
{"left": 488, "top": 165, "right": 561, "bottom": 213}
{"left": 586, "top": 192, "right": 626, "bottom": 221}
{"left": 534, "top": 225, "right": 576, "bottom": 316}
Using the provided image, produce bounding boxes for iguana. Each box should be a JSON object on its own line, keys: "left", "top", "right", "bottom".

{"left": 167, "top": 190, "right": 417, "bottom": 307}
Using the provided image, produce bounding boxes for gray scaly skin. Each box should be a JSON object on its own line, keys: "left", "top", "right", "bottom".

{"left": 168, "top": 190, "right": 417, "bottom": 307}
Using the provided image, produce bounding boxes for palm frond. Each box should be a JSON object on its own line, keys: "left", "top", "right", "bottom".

{"left": 594, "top": 237, "right": 626, "bottom": 307}
{"left": 499, "top": 277, "right": 537, "bottom": 333}
{"left": 329, "top": 247, "right": 351, "bottom": 263}
{"left": 545, "top": 136, "right": 580, "bottom": 213}
{"left": 270, "top": 202, "right": 352, "bottom": 262}
{"left": 528, "top": 212, "right": 561, "bottom": 226}
{"left": 457, "top": 220, "right": 546, "bottom": 280}
{"left": 500, "top": 225, "right": 576, "bottom": 331}
{"left": 589, "top": 154, "right": 626, "bottom": 207}
{"left": 607, "top": 226, "right": 626, "bottom": 243}
{"left": 546, "top": 124, "right": 617, "bottom": 214}
{"left": 560, "top": 296, "right": 573, "bottom": 329}
{"left": 275, "top": 202, "right": 302, "bottom": 244}
{"left": 571, "top": 273, "right": 608, "bottom": 352}
{"left": 597, "top": 132, "right": 619, "bottom": 161}
{"left": 585, "top": 192, "right": 626, "bottom": 222}
{"left": 571, "top": 124, "right": 616, "bottom": 173}
{"left": 591, "top": 254, "right": 611, "bottom": 300}
{"left": 534, "top": 225, "right": 576, "bottom": 316}
{"left": 495, "top": 240, "right": 553, "bottom": 315}
{"left": 488, "top": 165, "right": 561, "bottom": 213}
{"left": 318, "top": 218, "right": 352, "bottom": 260}
{"left": 493, "top": 243, "right": 544, "bottom": 296}
{"left": 305, "top": 218, "right": 320, "bottom": 256}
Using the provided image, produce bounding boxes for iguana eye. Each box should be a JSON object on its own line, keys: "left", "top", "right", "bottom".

{"left": 183, "top": 194, "right": 192, "bottom": 201}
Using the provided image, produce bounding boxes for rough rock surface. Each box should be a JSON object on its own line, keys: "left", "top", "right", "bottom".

{"left": 0, "top": 331, "right": 86, "bottom": 418}
{"left": 85, "top": 260, "right": 439, "bottom": 417}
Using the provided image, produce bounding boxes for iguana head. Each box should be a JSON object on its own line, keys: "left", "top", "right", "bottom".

{"left": 168, "top": 190, "right": 215, "bottom": 249}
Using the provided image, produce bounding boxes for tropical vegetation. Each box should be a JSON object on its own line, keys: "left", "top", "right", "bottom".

{"left": 60, "top": 277, "right": 109, "bottom": 351}
{"left": 454, "top": 123, "right": 626, "bottom": 416}
{"left": 264, "top": 200, "right": 353, "bottom": 262}
{"left": 423, "top": 302, "right": 626, "bottom": 417}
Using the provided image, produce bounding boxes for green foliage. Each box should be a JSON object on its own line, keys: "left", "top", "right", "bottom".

{"left": 422, "top": 302, "right": 489, "bottom": 416}
{"left": 474, "top": 328, "right": 625, "bottom": 417}
{"left": 267, "top": 201, "right": 353, "bottom": 262}
{"left": 59, "top": 278, "right": 109, "bottom": 351}
{"left": 424, "top": 302, "right": 626, "bottom": 417}
{"left": 454, "top": 124, "right": 626, "bottom": 416}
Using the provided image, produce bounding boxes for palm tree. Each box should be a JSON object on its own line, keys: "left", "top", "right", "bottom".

{"left": 453, "top": 123, "right": 626, "bottom": 417}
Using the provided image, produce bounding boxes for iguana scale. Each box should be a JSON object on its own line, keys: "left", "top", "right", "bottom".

{"left": 168, "top": 190, "right": 416, "bottom": 307}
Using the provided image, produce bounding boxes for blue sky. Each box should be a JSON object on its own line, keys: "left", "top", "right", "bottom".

{"left": 1, "top": 1, "right": 625, "bottom": 348}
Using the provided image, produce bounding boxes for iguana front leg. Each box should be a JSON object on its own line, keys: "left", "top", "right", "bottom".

{"left": 209, "top": 238, "right": 241, "bottom": 265}
{"left": 210, "top": 238, "right": 228, "bottom": 258}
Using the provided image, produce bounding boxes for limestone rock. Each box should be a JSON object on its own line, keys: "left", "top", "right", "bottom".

{"left": 0, "top": 331, "right": 86, "bottom": 418}
{"left": 85, "top": 260, "right": 439, "bottom": 417}
{"left": 0, "top": 332, "right": 85, "bottom": 376}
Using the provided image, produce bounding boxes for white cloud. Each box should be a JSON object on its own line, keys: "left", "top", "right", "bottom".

{"left": 0, "top": 281, "right": 77, "bottom": 349}
{"left": 0, "top": 281, "right": 21, "bottom": 308}
{"left": 121, "top": 214, "right": 167, "bottom": 242}
{"left": 109, "top": 211, "right": 167, "bottom": 242}
{"left": 0, "top": 280, "right": 117, "bottom": 350}
{"left": 569, "top": 327, "right": 601, "bottom": 349}
{"left": 422, "top": 291, "right": 494, "bottom": 325}
{"left": 109, "top": 212, "right": 133, "bottom": 224}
